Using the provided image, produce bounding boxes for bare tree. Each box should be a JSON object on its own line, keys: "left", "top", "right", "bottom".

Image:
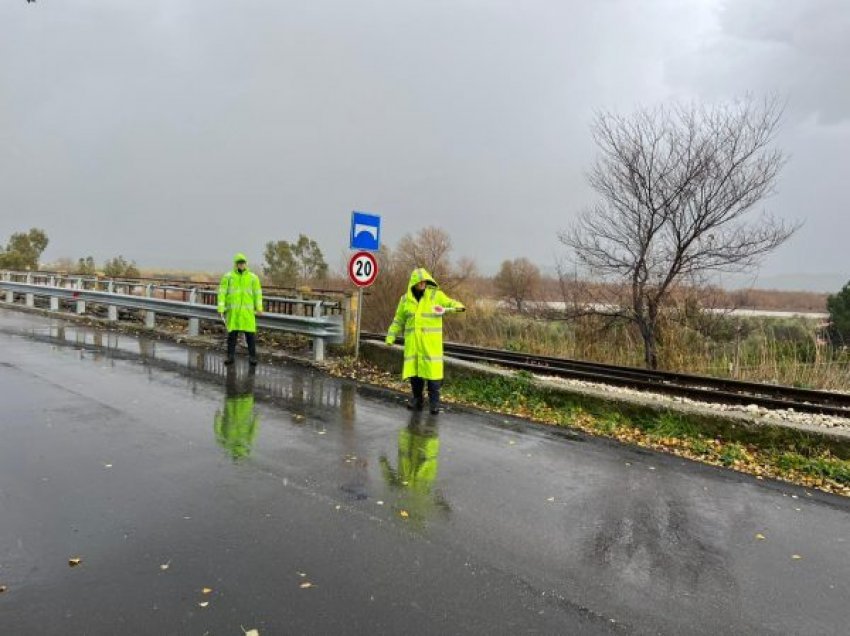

{"left": 560, "top": 97, "right": 799, "bottom": 369}
{"left": 395, "top": 226, "right": 476, "bottom": 290}
{"left": 495, "top": 258, "right": 541, "bottom": 312}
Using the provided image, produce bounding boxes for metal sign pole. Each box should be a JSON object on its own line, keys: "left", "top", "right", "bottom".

{"left": 354, "top": 287, "right": 364, "bottom": 360}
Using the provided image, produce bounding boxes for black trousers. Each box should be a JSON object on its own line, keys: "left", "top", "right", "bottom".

{"left": 227, "top": 331, "right": 257, "bottom": 360}
{"left": 410, "top": 377, "right": 441, "bottom": 406}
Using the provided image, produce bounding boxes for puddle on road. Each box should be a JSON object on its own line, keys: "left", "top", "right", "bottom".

{"left": 1, "top": 313, "right": 455, "bottom": 527}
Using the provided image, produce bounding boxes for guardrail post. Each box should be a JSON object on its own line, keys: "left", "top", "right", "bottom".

{"left": 346, "top": 293, "right": 359, "bottom": 348}
{"left": 187, "top": 288, "right": 200, "bottom": 336}
{"left": 106, "top": 280, "right": 118, "bottom": 321}
{"left": 75, "top": 278, "right": 86, "bottom": 315}
{"left": 144, "top": 285, "right": 156, "bottom": 328}
{"left": 24, "top": 273, "right": 35, "bottom": 307}
{"left": 313, "top": 337, "right": 326, "bottom": 362}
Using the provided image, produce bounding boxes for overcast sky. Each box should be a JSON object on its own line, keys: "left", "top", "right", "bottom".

{"left": 1, "top": 0, "right": 848, "bottom": 289}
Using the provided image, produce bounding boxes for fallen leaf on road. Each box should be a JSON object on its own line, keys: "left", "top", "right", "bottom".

{"left": 547, "top": 497, "right": 555, "bottom": 502}
{"left": 297, "top": 572, "right": 307, "bottom": 578}
{"left": 244, "top": 629, "right": 260, "bottom": 636}
{"left": 755, "top": 533, "right": 766, "bottom": 540}
{"left": 160, "top": 561, "right": 171, "bottom": 571}
{"left": 508, "top": 440, "right": 516, "bottom": 445}
{"left": 104, "top": 464, "right": 113, "bottom": 469}
{"left": 317, "top": 431, "right": 327, "bottom": 436}
{"left": 376, "top": 501, "right": 384, "bottom": 506}
{"left": 399, "top": 510, "right": 410, "bottom": 519}
{"left": 202, "top": 587, "right": 213, "bottom": 595}
{"left": 68, "top": 557, "right": 82, "bottom": 567}
{"left": 300, "top": 582, "right": 314, "bottom": 589}
{"left": 198, "top": 601, "right": 209, "bottom": 608}
{"left": 792, "top": 554, "right": 802, "bottom": 560}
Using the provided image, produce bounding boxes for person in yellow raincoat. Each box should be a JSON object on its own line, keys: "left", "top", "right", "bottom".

{"left": 385, "top": 268, "right": 465, "bottom": 413}
{"left": 214, "top": 366, "right": 259, "bottom": 461}
{"left": 217, "top": 252, "right": 264, "bottom": 366}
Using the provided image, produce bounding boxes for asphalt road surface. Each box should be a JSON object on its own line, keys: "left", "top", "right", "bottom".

{"left": 0, "top": 308, "right": 849, "bottom": 635}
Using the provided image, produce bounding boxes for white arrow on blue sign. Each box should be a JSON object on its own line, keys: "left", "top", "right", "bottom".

{"left": 350, "top": 211, "right": 381, "bottom": 252}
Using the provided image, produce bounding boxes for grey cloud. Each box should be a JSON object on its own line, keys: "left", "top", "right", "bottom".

{"left": 0, "top": 0, "right": 847, "bottom": 289}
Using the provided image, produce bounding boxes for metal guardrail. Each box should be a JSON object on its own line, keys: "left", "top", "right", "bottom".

{"left": 0, "top": 272, "right": 344, "bottom": 361}
{"left": 25, "top": 268, "right": 353, "bottom": 298}
{"left": 6, "top": 271, "right": 347, "bottom": 317}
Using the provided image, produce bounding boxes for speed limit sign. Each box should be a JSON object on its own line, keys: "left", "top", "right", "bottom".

{"left": 348, "top": 251, "right": 379, "bottom": 287}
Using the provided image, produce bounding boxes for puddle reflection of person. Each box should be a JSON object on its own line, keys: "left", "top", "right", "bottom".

{"left": 380, "top": 412, "right": 450, "bottom": 524}
{"left": 214, "top": 366, "right": 259, "bottom": 461}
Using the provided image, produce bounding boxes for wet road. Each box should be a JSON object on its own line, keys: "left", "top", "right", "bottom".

{"left": 1, "top": 309, "right": 849, "bottom": 635}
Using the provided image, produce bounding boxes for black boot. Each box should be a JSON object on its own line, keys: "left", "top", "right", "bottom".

{"left": 224, "top": 358, "right": 235, "bottom": 366}
{"left": 406, "top": 397, "right": 424, "bottom": 411}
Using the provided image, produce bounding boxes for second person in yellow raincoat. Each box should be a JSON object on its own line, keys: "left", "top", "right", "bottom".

{"left": 385, "top": 268, "right": 465, "bottom": 413}
{"left": 217, "top": 252, "right": 263, "bottom": 366}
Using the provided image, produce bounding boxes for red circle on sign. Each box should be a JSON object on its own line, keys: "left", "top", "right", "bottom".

{"left": 348, "top": 251, "right": 379, "bottom": 287}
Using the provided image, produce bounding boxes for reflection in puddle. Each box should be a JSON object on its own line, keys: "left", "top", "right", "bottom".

{"left": 214, "top": 367, "right": 259, "bottom": 461}
{"left": 31, "top": 323, "right": 348, "bottom": 412}
{"left": 381, "top": 412, "right": 451, "bottom": 525}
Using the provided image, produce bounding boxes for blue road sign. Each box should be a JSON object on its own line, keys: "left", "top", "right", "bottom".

{"left": 350, "top": 211, "right": 381, "bottom": 252}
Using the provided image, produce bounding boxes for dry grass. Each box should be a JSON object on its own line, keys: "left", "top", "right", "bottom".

{"left": 372, "top": 300, "right": 849, "bottom": 390}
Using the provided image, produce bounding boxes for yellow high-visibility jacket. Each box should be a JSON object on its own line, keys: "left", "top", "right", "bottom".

{"left": 385, "top": 268, "right": 464, "bottom": 381}
{"left": 217, "top": 253, "right": 263, "bottom": 333}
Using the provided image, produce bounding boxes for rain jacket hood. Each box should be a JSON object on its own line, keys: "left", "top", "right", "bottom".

{"left": 407, "top": 268, "right": 438, "bottom": 295}
{"left": 233, "top": 252, "right": 249, "bottom": 267}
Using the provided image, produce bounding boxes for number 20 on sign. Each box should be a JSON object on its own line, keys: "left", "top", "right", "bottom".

{"left": 348, "top": 251, "right": 379, "bottom": 288}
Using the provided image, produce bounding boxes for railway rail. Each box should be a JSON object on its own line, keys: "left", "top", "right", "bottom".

{"left": 360, "top": 332, "right": 850, "bottom": 419}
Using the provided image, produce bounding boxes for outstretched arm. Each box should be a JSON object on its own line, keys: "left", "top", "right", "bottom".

{"left": 435, "top": 290, "right": 465, "bottom": 313}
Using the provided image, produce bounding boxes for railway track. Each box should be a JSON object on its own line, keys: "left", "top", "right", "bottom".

{"left": 360, "top": 332, "right": 850, "bottom": 419}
